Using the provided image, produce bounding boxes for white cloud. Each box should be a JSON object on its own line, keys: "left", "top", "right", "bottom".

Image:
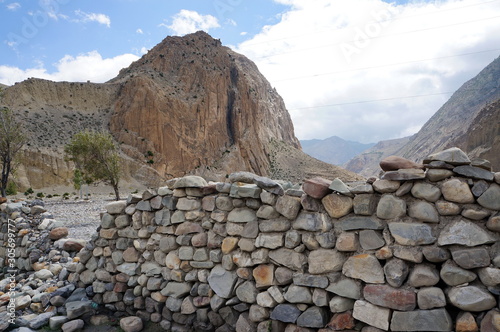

{"left": 6, "top": 2, "right": 20, "bottom": 11}
{"left": 136, "top": 28, "right": 143, "bottom": 34}
{"left": 0, "top": 51, "right": 139, "bottom": 85}
{"left": 236, "top": 0, "right": 500, "bottom": 143}
{"left": 75, "top": 10, "right": 111, "bottom": 27}
{"left": 162, "top": 9, "right": 220, "bottom": 35}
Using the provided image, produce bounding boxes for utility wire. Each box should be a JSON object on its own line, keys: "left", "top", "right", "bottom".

{"left": 241, "top": 0, "right": 500, "bottom": 47}
{"left": 273, "top": 48, "right": 500, "bottom": 82}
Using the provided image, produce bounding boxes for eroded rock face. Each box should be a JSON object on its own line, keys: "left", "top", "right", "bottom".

{"left": 109, "top": 31, "right": 300, "bottom": 179}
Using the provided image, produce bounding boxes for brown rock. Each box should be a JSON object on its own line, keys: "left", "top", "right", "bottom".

{"left": 222, "top": 237, "right": 239, "bottom": 254}
{"left": 380, "top": 156, "right": 423, "bottom": 171}
{"left": 49, "top": 227, "right": 69, "bottom": 240}
{"left": 253, "top": 265, "right": 274, "bottom": 288}
{"left": 62, "top": 240, "right": 84, "bottom": 252}
{"left": 326, "top": 311, "right": 355, "bottom": 330}
{"left": 302, "top": 177, "right": 332, "bottom": 199}
{"left": 322, "top": 194, "right": 353, "bottom": 218}
{"left": 363, "top": 284, "right": 416, "bottom": 311}
{"left": 456, "top": 311, "right": 478, "bottom": 332}
{"left": 123, "top": 247, "right": 140, "bottom": 262}
{"left": 0, "top": 197, "right": 7, "bottom": 204}
{"left": 120, "top": 316, "right": 143, "bottom": 332}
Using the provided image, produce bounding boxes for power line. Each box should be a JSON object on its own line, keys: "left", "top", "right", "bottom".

{"left": 288, "top": 91, "right": 455, "bottom": 110}
{"left": 241, "top": 0, "right": 500, "bottom": 48}
{"left": 254, "top": 14, "right": 500, "bottom": 60}
{"left": 273, "top": 48, "right": 500, "bottom": 82}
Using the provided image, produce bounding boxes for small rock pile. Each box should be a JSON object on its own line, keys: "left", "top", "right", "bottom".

{"left": 70, "top": 147, "right": 498, "bottom": 331}
{"left": 0, "top": 199, "right": 92, "bottom": 331}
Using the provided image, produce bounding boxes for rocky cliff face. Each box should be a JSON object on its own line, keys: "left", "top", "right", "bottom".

{"left": 346, "top": 55, "right": 500, "bottom": 175}
{"left": 1, "top": 31, "right": 361, "bottom": 189}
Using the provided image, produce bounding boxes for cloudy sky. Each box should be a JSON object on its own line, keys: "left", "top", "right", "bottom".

{"left": 1, "top": 0, "right": 500, "bottom": 144}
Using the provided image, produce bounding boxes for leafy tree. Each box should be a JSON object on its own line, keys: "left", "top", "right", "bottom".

{"left": 0, "top": 107, "right": 26, "bottom": 197}
{"left": 65, "top": 130, "right": 122, "bottom": 200}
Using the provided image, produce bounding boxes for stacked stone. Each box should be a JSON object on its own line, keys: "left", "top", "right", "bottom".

{"left": 73, "top": 147, "right": 500, "bottom": 332}
{"left": 0, "top": 200, "right": 89, "bottom": 331}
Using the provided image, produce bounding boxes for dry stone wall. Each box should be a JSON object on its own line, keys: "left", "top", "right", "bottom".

{"left": 70, "top": 147, "right": 500, "bottom": 332}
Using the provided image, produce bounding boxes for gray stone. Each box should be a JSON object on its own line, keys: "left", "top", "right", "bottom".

{"left": 232, "top": 183, "right": 262, "bottom": 198}
{"left": 120, "top": 316, "right": 143, "bottom": 332}
{"left": 65, "top": 301, "right": 93, "bottom": 320}
{"left": 253, "top": 175, "right": 284, "bottom": 195}
{"left": 393, "top": 246, "right": 423, "bottom": 263}
{"left": 451, "top": 247, "right": 491, "bottom": 269}
{"left": 487, "top": 215, "right": 500, "bottom": 232}
{"left": 372, "top": 180, "right": 400, "bottom": 193}
{"left": 335, "top": 216, "right": 384, "bottom": 231}
{"left": 292, "top": 212, "right": 330, "bottom": 232}
{"left": 256, "top": 205, "right": 280, "bottom": 219}
{"left": 255, "top": 233, "right": 283, "bottom": 249}
{"left": 235, "top": 312, "right": 257, "bottom": 331}
{"left": 315, "top": 231, "right": 336, "bottom": 249}
{"left": 269, "top": 248, "right": 307, "bottom": 272}
{"left": 438, "top": 220, "right": 496, "bottom": 247}
{"left": 105, "top": 200, "right": 127, "bottom": 214}
{"left": 381, "top": 169, "right": 426, "bottom": 181}
{"left": 462, "top": 207, "right": 490, "bottom": 220}
{"left": 329, "top": 178, "right": 353, "bottom": 197}
{"left": 284, "top": 285, "right": 312, "bottom": 303}
{"left": 422, "top": 246, "right": 450, "bottom": 263}
{"left": 353, "top": 194, "right": 378, "bottom": 215}
{"left": 359, "top": 230, "right": 385, "bottom": 250}
{"left": 408, "top": 264, "right": 440, "bottom": 287}
{"left": 408, "top": 201, "right": 439, "bottom": 223}
{"left": 207, "top": 265, "right": 238, "bottom": 298}
{"left": 236, "top": 281, "right": 258, "bottom": 303}
{"left": 293, "top": 273, "right": 328, "bottom": 288}
{"left": 350, "top": 183, "right": 374, "bottom": 194}
{"left": 312, "top": 288, "right": 329, "bottom": 306}
{"left": 160, "top": 282, "right": 192, "bottom": 298}
{"left": 376, "top": 195, "right": 406, "bottom": 219}
{"left": 61, "top": 319, "right": 84, "bottom": 332}
{"left": 329, "top": 296, "right": 355, "bottom": 313}
{"left": 326, "top": 277, "right": 362, "bottom": 299}
{"left": 389, "top": 222, "right": 436, "bottom": 246}
{"left": 343, "top": 254, "right": 385, "bottom": 284}
{"left": 353, "top": 300, "right": 390, "bottom": 330}
{"left": 176, "top": 198, "right": 201, "bottom": 211}
{"left": 227, "top": 208, "right": 257, "bottom": 223}
{"left": 390, "top": 309, "right": 452, "bottom": 331}
{"left": 384, "top": 258, "right": 409, "bottom": 288}
{"left": 28, "top": 312, "right": 56, "bottom": 329}
{"left": 270, "top": 304, "right": 301, "bottom": 323}
{"left": 424, "top": 147, "right": 470, "bottom": 165}
{"left": 259, "top": 218, "right": 290, "bottom": 232}
{"left": 477, "top": 267, "right": 500, "bottom": 287}
{"left": 34, "top": 269, "right": 54, "bottom": 280}
{"left": 395, "top": 181, "right": 413, "bottom": 197}
{"left": 173, "top": 176, "right": 208, "bottom": 188}
{"left": 472, "top": 180, "right": 490, "bottom": 197}
{"left": 478, "top": 183, "right": 500, "bottom": 210}
{"left": 435, "top": 201, "right": 461, "bottom": 215}
{"left": 441, "top": 179, "right": 474, "bottom": 204}
{"left": 417, "top": 287, "right": 446, "bottom": 309}
{"left": 447, "top": 286, "right": 497, "bottom": 311}
{"left": 453, "top": 165, "right": 494, "bottom": 181}
{"left": 296, "top": 307, "right": 329, "bottom": 328}
{"left": 308, "top": 249, "right": 345, "bottom": 274}
{"left": 49, "top": 316, "right": 69, "bottom": 330}
{"left": 275, "top": 195, "right": 302, "bottom": 220}
{"left": 426, "top": 169, "right": 454, "bottom": 182}
{"left": 135, "top": 200, "right": 151, "bottom": 211}
{"left": 411, "top": 183, "right": 441, "bottom": 202}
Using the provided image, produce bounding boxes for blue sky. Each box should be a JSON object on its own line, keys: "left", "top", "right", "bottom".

{"left": 1, "top": 0, "right": 500, "bottom": 143}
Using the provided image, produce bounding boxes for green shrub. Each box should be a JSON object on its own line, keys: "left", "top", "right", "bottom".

{"left": 36, "top": 192, "right": 44, "bottom": 198}
{"left": 24, "top": 187, "right": 34, "bottom": 196}
{"left": 5, "top": 182, "right": 17, "bottom": 195}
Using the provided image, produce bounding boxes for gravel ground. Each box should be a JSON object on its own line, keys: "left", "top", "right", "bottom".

{"left": 43, "top": 197, "right": 111, "bottom": 239}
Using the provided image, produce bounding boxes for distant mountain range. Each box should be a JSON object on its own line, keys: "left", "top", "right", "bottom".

{"left": 344, "top": 55, "right": 500, "bottom": 176}
{"left": 301, "top": 136, "right": 375, "bottom": 166}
